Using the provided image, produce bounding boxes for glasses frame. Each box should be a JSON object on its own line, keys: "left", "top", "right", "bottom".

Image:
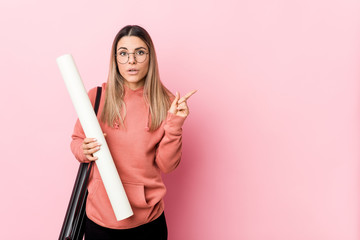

{"left": 116, "top": 51, "right": 149, "bottom": 64}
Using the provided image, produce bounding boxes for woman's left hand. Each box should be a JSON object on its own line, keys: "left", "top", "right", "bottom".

{"left": 169, "top": 90, "right": 197, "bottom": 118}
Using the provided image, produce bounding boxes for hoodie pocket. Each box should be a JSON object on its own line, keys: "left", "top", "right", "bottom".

{"left": 122, "top": 181, "right": 150, "bottom": 208}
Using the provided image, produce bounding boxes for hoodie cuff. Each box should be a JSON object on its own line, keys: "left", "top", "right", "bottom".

{"left": 164, "top": 112, "right": 186, "bottom": 135}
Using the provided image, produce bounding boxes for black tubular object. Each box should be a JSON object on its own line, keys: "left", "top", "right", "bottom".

{"left": 59, "top": 86, "right": 102, "bottom": 240}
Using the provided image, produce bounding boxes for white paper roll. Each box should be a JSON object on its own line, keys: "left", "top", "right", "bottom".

{"left": 57, "top": 54, "right": 133, "bottom": 221}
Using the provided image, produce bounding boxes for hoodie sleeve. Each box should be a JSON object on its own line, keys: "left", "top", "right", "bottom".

{"left": 70, "top": 87, "right": 98, "bottom": 163}
{"left": 155, "top": 111, "right": 186, "bottom": 173}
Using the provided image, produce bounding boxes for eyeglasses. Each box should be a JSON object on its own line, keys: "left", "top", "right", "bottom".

{"left": 116, "top": 50, "right": 149, "bottom": 64}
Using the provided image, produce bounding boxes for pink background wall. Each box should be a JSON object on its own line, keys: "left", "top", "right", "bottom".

{"left": 0, "top": 0, "right": 359, "bottom": 239}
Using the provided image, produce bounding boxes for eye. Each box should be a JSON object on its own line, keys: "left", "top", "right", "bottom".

{"left": 136, "top": 50, "right": 145, "bottom": 55}
{"left": 118, "top": 51, "right": 127, "bottom": 56}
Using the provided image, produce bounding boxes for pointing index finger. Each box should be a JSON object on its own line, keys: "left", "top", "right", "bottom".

{"left": 177, "top": 90, "right": 197, "bottom": 104}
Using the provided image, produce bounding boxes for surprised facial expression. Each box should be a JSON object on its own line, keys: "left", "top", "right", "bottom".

{"left": 116, "top": 36, "right": 150, "bottom": 90}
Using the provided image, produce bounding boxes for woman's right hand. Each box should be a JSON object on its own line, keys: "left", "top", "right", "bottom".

{"left": 82, "top": 133, "right": 106, "bottom": 161}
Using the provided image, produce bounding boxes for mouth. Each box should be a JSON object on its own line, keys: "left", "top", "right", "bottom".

{"left": 127, "top": 68, "right": 139, "bottom": 75}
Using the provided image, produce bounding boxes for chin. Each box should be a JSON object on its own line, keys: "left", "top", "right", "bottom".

{"left": 124, "top": 77, "right": 145, "bottom": 85}
{"left": 126, "top": 78, "right": 142, "bottom": 83}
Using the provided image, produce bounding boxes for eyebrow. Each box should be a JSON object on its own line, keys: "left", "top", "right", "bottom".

{"left": 117, "top": 47, "right": 147, "bottom": 51}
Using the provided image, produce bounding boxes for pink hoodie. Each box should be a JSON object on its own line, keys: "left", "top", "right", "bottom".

{"left": 70, "top": 82, "right": 185, "bottom": 229}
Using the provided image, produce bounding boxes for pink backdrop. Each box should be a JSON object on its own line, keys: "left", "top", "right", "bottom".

{"left": 0, "top": 0, "right": 359, "bottom": 239}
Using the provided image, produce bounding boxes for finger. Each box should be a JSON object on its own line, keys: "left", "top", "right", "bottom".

{"left": 86, "top": 155, "right": 98, "bottom": 161}
{"left": 171, "top": 91, "right": 180, "bottom": 107}
{"left": 176, "top": 108, "right": 189, "bottom": 117}
{"left": 177, "top": 102, "right": 187, "bottom": 110}
{"left": 177, "top": 105, "right": 189, "bottom": 114}
{"left": 84, "top": 138, "right": 97, "bottom": 144}
{"left": 177, "top": 105, "right": 188, "bottom": 111}
{"left": 176, "top": 101, "right": 189, "bottom": 116}
{"left": 86, "top": 141, "right": 101, "bottom": 149}
{"left": 177, "top": 90, "right": 197, "bottom": 104}
{"left": 169, "top": 91, "right": 180, "bottom": 114}
{"left": 84, "top": 145, "right": 100, "bottom": 155}
{"left": 82, "top": 140, "right": 98, "bottom": 150}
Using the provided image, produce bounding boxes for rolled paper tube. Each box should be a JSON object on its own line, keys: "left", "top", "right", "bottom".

{"left": 57, "top": 54, "right": 133, "bottom": 221}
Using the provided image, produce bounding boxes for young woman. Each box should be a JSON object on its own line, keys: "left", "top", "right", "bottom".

{"left": 70, "top": 25, "right": 196, "bottom": 240}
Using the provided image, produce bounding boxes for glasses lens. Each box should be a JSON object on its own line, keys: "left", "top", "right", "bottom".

{"left": 135, "top": 51, "right": 147, "bottom": 63}
{"left": 117, "top": 52, "right": 128, "bottom": 64}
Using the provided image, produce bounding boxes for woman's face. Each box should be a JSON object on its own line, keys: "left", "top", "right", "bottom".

{"left": 116, "top": 36, "right": 149, "bottom": 90}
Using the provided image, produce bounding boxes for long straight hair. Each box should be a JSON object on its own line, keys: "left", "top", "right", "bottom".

{"left": 101, "top": 25, "right": 172, "bottom": 131}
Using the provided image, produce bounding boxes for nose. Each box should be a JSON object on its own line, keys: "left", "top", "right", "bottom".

{"left": 128, "top": 53, "right": 136, "bottom": 64}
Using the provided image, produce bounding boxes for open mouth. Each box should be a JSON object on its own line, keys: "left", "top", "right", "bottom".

{"left": 128, "top": 69, "right": 139, "bottom": 74}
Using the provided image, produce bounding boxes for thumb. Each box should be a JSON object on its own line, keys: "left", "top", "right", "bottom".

{"left": 169, "top": 91, "right": 180, "bottom": 114}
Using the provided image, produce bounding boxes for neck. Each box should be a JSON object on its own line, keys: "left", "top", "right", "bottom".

{"left": 124, "top": 80, "right": 145, "bottom": 90}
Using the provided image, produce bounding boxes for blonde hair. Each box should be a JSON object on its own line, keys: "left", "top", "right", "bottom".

{"left": 101, "top": 25, "right": 172, "bottom": 131}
